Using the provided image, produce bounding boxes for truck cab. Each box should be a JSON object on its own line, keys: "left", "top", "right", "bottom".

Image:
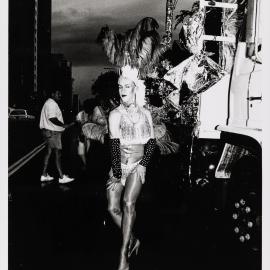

{"left": 186, "top": 0, "right": 262, "bottom": 251}
{"left": 214, "top": 0, "right": 262, "bottom": 250}
{"left": 217, "top": 0, "right": 262, "bottom": 140}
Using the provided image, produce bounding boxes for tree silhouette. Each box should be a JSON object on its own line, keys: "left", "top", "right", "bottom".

{"left": 91, "top": 71, "right": 120, "bottom": 102}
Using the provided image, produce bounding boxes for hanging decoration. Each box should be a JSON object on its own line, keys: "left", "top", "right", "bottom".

{"left": 164, "top": 54, "right": 226, "bottom": 94}
{"left": 163, "top": 0, "right": 179, "bottom": 45}
{"left": 161, "top": 0, "right": 229, "bottom": 127}
{"left": 219, "top": 0, "right": 247, "bottom": 72}
{"left": 174, "top": 1, "right": 202, "bottom": 54}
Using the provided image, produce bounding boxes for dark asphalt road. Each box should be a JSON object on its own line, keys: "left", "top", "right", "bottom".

{"left": 8, "top": 126, "right": 261, "bottom": 270}
{"left": 8, "top": 119, "right": 43, "bottom": 165}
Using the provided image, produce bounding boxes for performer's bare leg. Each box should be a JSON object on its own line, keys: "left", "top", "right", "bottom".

{"left": 118, "top": 172, "right": 142, "bottom": 270}
{"left": 107, "top": 183, "right": 124, "bottom": 228}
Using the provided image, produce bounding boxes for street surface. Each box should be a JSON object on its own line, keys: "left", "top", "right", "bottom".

{"left": 8, "top": 119, "right": 43, "bottom": 165}
{"left": 8, "top": 123, "right": 260, "bottom": 270}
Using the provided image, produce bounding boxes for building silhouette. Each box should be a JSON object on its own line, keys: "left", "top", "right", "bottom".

{"left": 50, "top": 53, "right": 73, "bottom": 121}
{"left": 9, "top": 0, "right": 51, "bottom": 115}
{"left": 72, "top": 94, "right": 80, "bottom": 116}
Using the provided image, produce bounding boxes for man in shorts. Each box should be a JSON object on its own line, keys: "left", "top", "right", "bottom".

{"left": 39, "top": 89, "right": 74, "bottom": 184}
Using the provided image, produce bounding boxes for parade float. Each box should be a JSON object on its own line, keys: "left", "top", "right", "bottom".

{"left": 171, "top": 0, "right": 262, "bottom": 251}
{"left": 96, "top": 0, "right": 262, "bottom": 251}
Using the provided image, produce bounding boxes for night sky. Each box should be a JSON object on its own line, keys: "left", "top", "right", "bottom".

{"left": 51, "top": 0, "right": 192, "bottom": 101}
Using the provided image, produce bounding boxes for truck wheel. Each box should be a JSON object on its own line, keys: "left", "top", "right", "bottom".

{"left": 229, "top": 155, "right": 261, "bottom": 251}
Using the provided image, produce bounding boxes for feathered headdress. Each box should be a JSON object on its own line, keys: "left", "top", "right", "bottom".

{"left": 97, "top": 17, "right": 170, "bottom": 106}
{"left": 97, "top": 17, "right": 169, "bottom": 78}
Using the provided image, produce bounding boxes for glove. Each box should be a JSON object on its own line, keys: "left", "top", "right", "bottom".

{"left": 139, "top": 138, "right": 156, "bottom": 167}
{"left": 109, "top": 138, "right": 122, "bottom": 179}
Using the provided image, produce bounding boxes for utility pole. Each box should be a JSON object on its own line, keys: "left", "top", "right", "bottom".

{"left": 34, "top": 0, "right": 38, "bottom": 93}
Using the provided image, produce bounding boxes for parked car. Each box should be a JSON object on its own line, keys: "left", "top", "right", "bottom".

{"left": 8, "top": 107, "right": 15, "bottom": 114}
{"left": 9, "top": 109, "right": 35, "bottom": 120}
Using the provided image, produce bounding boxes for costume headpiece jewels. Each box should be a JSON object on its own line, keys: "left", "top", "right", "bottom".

{"left": 119, "top": 65, "right": 146, "bottom": 107}
{"left": 120, "top": 65, "right": 139, "bottom": 83}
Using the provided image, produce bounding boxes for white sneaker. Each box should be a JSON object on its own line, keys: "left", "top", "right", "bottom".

{"left": 40, "top": 174, "right": 54, "bottom": 182}
{"left": 46, "top": 174, "right": 54, "bottom": 181}
{"left": 59, "top": 175, "right": 75, "bottom": 184}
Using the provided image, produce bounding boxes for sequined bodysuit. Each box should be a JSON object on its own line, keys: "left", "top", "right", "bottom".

{"left": 115, "top": 104, "right": 152, "bottom": 185}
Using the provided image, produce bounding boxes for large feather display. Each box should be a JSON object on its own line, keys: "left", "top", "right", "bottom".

{"left": 147, "top": 104, "right": 180, "bottom": 155}
{"left": 97, "top": 17, "right": 169, "bottom": 77}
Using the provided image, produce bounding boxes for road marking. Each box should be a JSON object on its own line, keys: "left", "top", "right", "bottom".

{"left": 9, "top": 142, "right": 46, "bottom": 177}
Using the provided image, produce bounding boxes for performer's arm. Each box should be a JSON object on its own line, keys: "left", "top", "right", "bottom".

{"left": 108, "top": 110, "right": 122, "bottom": 179}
